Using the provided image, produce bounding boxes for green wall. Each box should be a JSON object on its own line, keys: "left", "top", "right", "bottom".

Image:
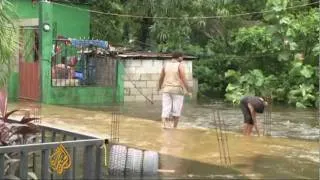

{"left": 52, "top": 4, "right": 90, "bottom": 38}
{"left": 39, "top": 1, "right": 53, "bottom": 104}
{"left": 9, "top": 0, "right": 121, "bottom": 105}
{"left": 49, "top": 87, "right": 116, "bottom": 105}
{"left": 45, "top": 60, "right": 124, "bottom": 105}
{"left": 116, "top": 61, "right": 125, "bottom": 104}
{"left": 8, "top": 72, "right": 19, "bottom": 101}
{"left": 10, "top": 0, "right": 39, "bottom": 19}
{"left": 9, "top": 0, "right": 90, "bottom": 37}
{"left": 8, "top": 0, "right": 38, "bottom": 101}
{"left": 47, "top": 2, "right": 103, "bottom": 105}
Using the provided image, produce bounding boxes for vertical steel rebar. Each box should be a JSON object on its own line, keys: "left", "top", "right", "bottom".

{"left": 213, "top": 110, "right": 231, "bottom": 166}
{"left": 221, "top": 112, "right": 231, "bottom": 165}
{"left": 263, "top": 96, "right": 272, "bottom": 136}
{"left": 213, "top": 111, "right": 223, "bottom": 164}
{"left": 116, "top": 112, "right": 120, "bottom": 142}
{"left": 110, "top": 112, "right": 120, "bottom": 143}
{"left": 217, "top": 111, "right": 227, "bottom": 165}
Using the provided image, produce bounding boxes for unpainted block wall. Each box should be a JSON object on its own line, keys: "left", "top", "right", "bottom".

{"left": 122, "top": 59, "right": 194, "bottom": 102}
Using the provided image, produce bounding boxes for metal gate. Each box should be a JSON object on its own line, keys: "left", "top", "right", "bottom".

{"left": 18, "top": 27, "right": 40, "bottom": 101}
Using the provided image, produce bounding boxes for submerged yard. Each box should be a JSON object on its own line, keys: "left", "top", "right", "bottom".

{"left": 8, "top": 102, "right": 318, "bottom": 179}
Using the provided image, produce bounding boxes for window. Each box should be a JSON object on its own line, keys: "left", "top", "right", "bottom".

{"left": 51, "top": 39, "right": 116, "bottom": 87}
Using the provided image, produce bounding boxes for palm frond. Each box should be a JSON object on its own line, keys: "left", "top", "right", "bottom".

{"left": 0, "top": 0, "right": 18, "bottom": 88}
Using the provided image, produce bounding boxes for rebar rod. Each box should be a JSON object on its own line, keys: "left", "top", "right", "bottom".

{"left": 213, "top": 111, "right": 223, "bottom": 164}
{"left": 217, "top": 111, "right": 228, "bottom": 166}
{"left": 221, "top": 112, "right": 231, "bottom": 165}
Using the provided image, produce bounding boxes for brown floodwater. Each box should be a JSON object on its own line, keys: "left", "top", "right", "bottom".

{"left": 8, "top": 101, "right": 319, "bottom": 179}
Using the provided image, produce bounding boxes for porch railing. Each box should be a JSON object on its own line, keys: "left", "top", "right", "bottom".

{"left": 0, "top": 120, "right": 106, "bottom": 180}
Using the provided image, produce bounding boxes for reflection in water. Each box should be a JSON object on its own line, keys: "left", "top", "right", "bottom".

{"left": 7, "top": 101, "right": 319, "bottom": 179}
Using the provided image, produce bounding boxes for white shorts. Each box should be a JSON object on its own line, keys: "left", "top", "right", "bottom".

{"left": 161, "top": 93, "right": 184, "bottom": 118}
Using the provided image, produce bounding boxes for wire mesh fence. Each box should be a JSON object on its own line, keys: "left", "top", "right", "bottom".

{"left": 263, "top": 96, "right": 272, "bottom": 136}
{"left": 110, "top": 112, "right": 120, "bottom": 143}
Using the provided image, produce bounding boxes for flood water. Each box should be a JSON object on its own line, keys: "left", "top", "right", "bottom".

{"left": 8, "top": 100, "right": 319, "bottom": 179}
{"left": 122, "top": 101, "right": 319, "bottom": 141}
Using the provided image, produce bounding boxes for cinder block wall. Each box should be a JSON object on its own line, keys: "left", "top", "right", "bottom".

{"left": 122, "top": 59, "right": 194, "bottom": 102}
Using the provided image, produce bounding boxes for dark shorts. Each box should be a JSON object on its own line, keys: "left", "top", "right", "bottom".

{"left": 240, "top": 101, "right": 254, "bottom": 125}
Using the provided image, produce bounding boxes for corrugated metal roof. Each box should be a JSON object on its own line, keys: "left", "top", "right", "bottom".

{"left": 116, "top": 52, "right": 197, "bottom": 60}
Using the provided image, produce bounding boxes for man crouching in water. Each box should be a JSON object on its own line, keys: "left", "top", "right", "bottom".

{"left": 240, "top": 96, "right": 268, "bottom": 136}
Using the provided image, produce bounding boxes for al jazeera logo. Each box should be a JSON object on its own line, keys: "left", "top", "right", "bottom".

{"left": 50, "top": 144, "right": 72, "bottom": 175}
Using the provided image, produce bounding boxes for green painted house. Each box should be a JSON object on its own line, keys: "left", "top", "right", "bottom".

{"left": 8, "top": 0, "right": 124, "bottom": 105}
{"left": 8, "top": 0, "right": 197, "bottom": 106}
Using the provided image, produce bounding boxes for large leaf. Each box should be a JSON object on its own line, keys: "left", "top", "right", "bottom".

{"left": 250, "top": 69, "right": 264, "bottom": 87}
{"left": 289, "top": 42, "right": 298, "bottom": 51}
{"left": 288, "top": 61, "right": 303, "bottom": 76}
{"left": 312, "top": 43, "right": 320, "bottom": 56}
{"left": 20, "top": 117, "right": 40, "bottom": 124}
{"left": 266, "top": 25, "right": 279, "bottom": 34}
{"left": 279, "top": 17, "right": 291, "bottom": 25}
{"left": 296, "top": 102, "right": 307, "bottom": 108}
{"left": 300, "top": 66, "right": 314, "bottom": 78}
{"left": 225, "top": 83, "right": 239, "bottom": 92}
{"left": 224, "top": 69, "right": 240, "bottom": 79}
{"left": 3, "top": 109, "right": 20, "bottom": 122}
{"left": 277, "top": 51, "right": 290, "bottom": 61}
{"left": 289, "top": 89, "right": 301, "bottom": 96}
{"left": 255, "top": 78, "right": 264, "bottom": 87}
{"left": 239, "top": 74, "right": 249, "bottom": 84}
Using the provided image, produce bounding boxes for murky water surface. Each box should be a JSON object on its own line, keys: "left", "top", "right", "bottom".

{"left": 8, "top": 101, "right": 319, "bottom": 179}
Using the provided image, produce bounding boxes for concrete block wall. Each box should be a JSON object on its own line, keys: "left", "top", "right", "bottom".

{"left": 122, "top": 59, "right": 194, "bottom": 102}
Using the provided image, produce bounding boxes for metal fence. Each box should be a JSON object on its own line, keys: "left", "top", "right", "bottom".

{"left": 263, "top": 96, "right": 272, "bottom": 136}
{"left": 0, "top": 115, "right": 159, "bottom": 179}
{"left": 0, "top": 120, "right": 105, "bottom": 179}
{"left": 51, "top": 40, "right": 117, "bottom": 88}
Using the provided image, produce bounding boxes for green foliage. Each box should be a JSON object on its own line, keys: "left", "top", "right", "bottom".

{"left": 288, "top": 84, "right": 315, "bottom": 108}
{"left": 223, "top": 0, "right": 319, "bottom": 107}
{"left": 233, "top": 26, "right": 275, "bottom": 54}
{"left": 0, "top": 0, "right": 17, "bottom": 88}
{"left": 90, "top": 0, "right": 319, "bottom": 108}
{"left": 90, "top": 0, "right": 124, "bottom": 44}
{"left": 286, "top": 61, "right": 317, "bottom": 107}
{"left": 193, "top": 54, "right": 244, "bottom": 98}
{"left": 225, "top": 69, "right": 274, "bottom": 104}
{"left": 224, "top": 60, "right": 318, "bottom": 107}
